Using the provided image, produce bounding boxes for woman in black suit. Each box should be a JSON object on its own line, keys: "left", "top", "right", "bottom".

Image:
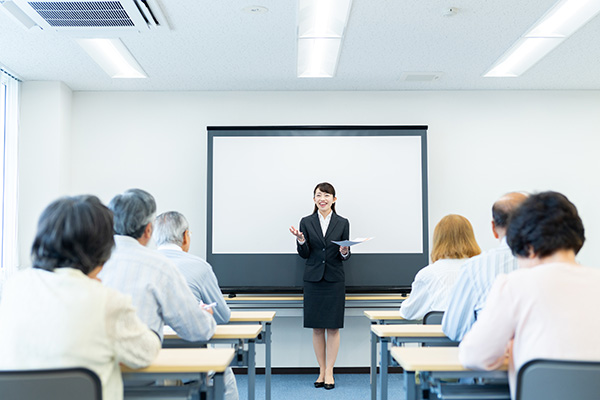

{"left": 289, "top": 182, "right": 350, "bottom": 390}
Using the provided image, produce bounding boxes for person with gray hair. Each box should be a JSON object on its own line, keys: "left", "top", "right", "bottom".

{"left": 154, "top": 211, "right": 231, "bottom": 324}
{"left": 99, "top": 189, "right": 216, "bottom": 344}
{"left": 155, "top": 211, "right": 237, "bottom": 400}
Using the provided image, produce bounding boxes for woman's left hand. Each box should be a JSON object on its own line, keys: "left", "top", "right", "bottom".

{"left": 339, "top": 246, "right": 349, "bottom": 256}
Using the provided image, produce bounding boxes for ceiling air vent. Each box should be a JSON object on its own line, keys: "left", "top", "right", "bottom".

{"left": 400, "top": 72, "right": 444, "bottom": 82}
{"left": 4, "top": 0, "right": 169, "bottom": 33}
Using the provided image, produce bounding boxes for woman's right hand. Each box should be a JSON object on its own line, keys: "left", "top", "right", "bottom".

{"left": 289, "top": 226, "right": 305, "bottom": 242}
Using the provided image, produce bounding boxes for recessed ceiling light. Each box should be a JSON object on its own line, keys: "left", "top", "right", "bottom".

{"left": 243, "top": 6, "right": 269, "bottom": 14}
{"left": 76, "top": 38, "right": 147, "bottom": 79}
{"left": 484, "top": 0, "right": 600, "bottom": 77}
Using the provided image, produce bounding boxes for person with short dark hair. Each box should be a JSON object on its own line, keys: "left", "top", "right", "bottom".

{"left": 459, "top": 191, "right": 600, "bottom": 399}
{"left": 442, "top": 192, "right": 528, "bottom": 341}
{"left": 99, "top": 189, "right": 216, "bottom": 343}
{"left": 400, "top": 214, "right": 481, "bottom": 320}
{"left": 0, "top": 195, "right": 161, "bottom": 400}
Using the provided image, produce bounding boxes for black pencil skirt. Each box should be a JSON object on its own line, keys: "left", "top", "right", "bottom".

{"left": 303, "top": 279, "right": 345, "bottom": 329}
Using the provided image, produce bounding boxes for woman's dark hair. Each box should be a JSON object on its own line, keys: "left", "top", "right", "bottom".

{"left": 312, "top": 182, "right": 337, "bottom": 214}
{"left": 507, "top": 191, "right": 585, "bottom": 258}
{"left": 31, "top": 195, "right": 115, "bottom": 275}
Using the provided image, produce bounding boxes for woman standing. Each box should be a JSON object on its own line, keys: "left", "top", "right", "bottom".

{"left": 289, "top": 182, "right": 350, "bottom": 390}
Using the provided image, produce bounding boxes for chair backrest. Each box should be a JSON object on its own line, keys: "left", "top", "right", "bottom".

{"left": 0, "top": 367, "right": 102, "bottom": 400}
{"left": 517, "top": 359, "right": 600, "bottom": 400}
{"left": 423, "top": 310, "right": 444, "bottom": 325}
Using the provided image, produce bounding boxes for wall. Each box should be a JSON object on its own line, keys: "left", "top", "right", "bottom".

{"left": 18, "top": 81, "right": 72, "bottom": 267}
{"left": 18, "top": 88, "right": 600, "bottom": 367}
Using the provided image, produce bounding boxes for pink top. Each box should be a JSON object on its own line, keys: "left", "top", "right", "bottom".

{"left": 459, "top": 262, "right": 600, "bottom": 399}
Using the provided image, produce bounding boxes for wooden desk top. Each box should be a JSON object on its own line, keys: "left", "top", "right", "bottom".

{"left": 164, "top": 324, "right": 263, "bottom": 340}
{"left": 391, "top": 347, "right": 508, "bottom": 372}
{"left": 121, "top": 348, "right": 235, "bottom": 373}
{"left": 363, "top": 310, "right": 405, "bottom": 321}
{"left": 229, "top": 310, "right": 276, "bottom": 322}
{"left": 371, "top": 324, "right": 447, "bottom": 338}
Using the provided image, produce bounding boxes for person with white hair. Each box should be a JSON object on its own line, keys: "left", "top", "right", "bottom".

{"left": 154, "top": 211, "right": 238, "bottom": 400}
{"left": 154, "top": 211, "right": 231, "bottom": 324}
{"left": 99, "top": 189, "right": 216, "bottom": 343}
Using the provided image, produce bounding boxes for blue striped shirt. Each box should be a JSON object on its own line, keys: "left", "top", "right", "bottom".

{"left": 99, "top": 236, "right": 216, "bottom": 342}
{"left": 442, "top": 238, "right": 518, "bottom": 342}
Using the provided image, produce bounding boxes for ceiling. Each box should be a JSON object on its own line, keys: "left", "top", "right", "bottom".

{"left": 1, "top": 0, "right": 600, "bottom": 91}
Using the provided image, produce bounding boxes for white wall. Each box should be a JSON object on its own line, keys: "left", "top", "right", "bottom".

{"left": 18, "top": 81, "right": 72, "bottom": 267}
{"left": 17, "top": 87, "right": 600, "bottom": 367}
{"left": 66, "top": 90, "right": 600, "bottom": 265}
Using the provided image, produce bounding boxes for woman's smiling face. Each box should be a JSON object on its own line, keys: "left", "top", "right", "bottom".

{"left": 314, "top": 189, "right": 336, "bottom": 214}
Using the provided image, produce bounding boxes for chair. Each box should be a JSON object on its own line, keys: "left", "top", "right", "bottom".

{"left": 423, "top": 311, "right": 445, "bottom": 325}
{"left": 516, "top": 359, "right": 600, "bottom": 400}
{"left": 0, "top": 367, "right": 102, "bottom": 400}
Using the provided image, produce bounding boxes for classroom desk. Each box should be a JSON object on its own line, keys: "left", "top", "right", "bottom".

{"left": 370, "top": 325, "right": 457, "bottom": 400}
{"left": 228, "top": 311, "right": 276, "bottom": 400}
{"left": 163, "top": 324, "right": 262, "bottom": 400}
{"left": 391, "top": 347, "right": 509, "bottom": 400}
{"left": 121, "top": 348, "right": 235, "bottom": 400}
{"left": 364, "top": 310, "right": 407, "bottom": 325}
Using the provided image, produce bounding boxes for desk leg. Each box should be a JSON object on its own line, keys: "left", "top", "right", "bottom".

{"left": 265, "top": 322, "right": 272, "bottom": 400}
{"left": 214, "top": 372, "right": 225, "bottom": 400}
{"left": 380, "top": 337, "right": 390, "bottom": 400}
{"left": 371, "top": 329, "right": 377, "bottom": 400}
{"left": 403, "top": 371, "right": 417, "bottom": 400}
{"left": 248, "top": 339, "right": 256, "bottom": 400}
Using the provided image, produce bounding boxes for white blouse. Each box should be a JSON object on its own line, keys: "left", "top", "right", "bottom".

{"left": 0, "top": 267, "right": 161, "bottom": 400}
{"left": 399, "top": 258, "right": 468, "bottom": 320}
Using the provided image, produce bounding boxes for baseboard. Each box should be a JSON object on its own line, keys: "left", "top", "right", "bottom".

{"left": 232, "top": 366, "right": 403, "bottom": 375}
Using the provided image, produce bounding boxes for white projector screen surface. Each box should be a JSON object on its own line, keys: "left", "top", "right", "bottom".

{"left": 212, "top": 136, "right": 423, "bottom": 254}
{"left": 207, "top": 126, "right": 429, "bottom": 292}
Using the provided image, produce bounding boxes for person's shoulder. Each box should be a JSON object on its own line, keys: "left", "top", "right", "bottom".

{"left": 334, "top": 213, "right": 349, "bottom": 224}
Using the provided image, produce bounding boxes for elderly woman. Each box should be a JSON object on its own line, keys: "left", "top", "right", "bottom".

{"left": 0, "top": 195, "right": 161, "bottom": 400}
{"left": 459, "top": 191, "right": 600, "bottom": 399}
{"left": 400, "top": 214, "right": 481, "bottom": 320}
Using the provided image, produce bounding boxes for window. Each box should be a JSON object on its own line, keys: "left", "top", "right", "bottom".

{"left": 0, "top": 67, "right": 20, "bottom": 292}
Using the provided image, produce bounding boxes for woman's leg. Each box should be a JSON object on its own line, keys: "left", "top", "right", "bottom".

{"left": 325, "top": 328, "right": 340, "bottom": 384}
{"left": 313, "top": 328, "right": 326, "bottom": 382}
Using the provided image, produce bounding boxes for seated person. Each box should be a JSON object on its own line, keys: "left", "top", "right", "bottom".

{"left": 0, "top": 195, "right": 161, "bottom": 400}
{"left": 400, "top": 214, "right": 481, "bottom": 320}
{"left": 154, "top": 211, "right": 231, "bottom": 324}
{"left": 459, "top": 191, "right": 600, "bottom": 399}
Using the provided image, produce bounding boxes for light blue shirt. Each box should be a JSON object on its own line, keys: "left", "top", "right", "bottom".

{"left": 99, "top": 235, "right": 216, "bottom": 342}
{"left": 158, "top": 244, "right": 231, "bottom": 325}
{"left": 442, "top": 237, "right": 519, "bottom": 342}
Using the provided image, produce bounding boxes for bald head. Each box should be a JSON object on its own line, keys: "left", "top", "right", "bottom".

{"left": 491, "top": 192, "right": 528, "bottom": 238}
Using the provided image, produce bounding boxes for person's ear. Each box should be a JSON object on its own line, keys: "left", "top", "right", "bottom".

{"left": 182, "top": 230, "right": 191, "bottom": 252}
{"left": 144, "top": 222, "right": 153, "bottom": 239}
{"left": 491, "top": 220, "right": 500, "bottom": 239}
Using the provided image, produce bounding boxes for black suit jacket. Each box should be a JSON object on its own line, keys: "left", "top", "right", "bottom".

{"left": 297, "top": 212, "right": 351, "bottom": 282}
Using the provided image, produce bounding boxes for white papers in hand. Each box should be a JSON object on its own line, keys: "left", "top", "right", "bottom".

{"left": 331, "top": 237, "right": 374, "bottom": 247}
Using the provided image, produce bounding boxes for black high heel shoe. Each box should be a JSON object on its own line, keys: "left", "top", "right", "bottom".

{"left": 314, "top": 381, "right": 324, "bottom": 388}
{"left": 324, "top": 382, "right": 335, "bottom": 390}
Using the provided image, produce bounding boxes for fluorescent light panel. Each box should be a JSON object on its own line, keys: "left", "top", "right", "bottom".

{"left": 297, "top": 0, "right": 352, "bottom": 78}
{"left": 76, "top": 38, "right": 147, "bottom": 79}
{"left": 484, "top": 0, "right": 600, "bottom": 77}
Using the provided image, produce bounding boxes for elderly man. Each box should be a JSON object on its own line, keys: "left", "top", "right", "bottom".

{"left": 99, "top": 189, "right": 216, "bottom": 342}
{"left": 154, "top": 211, "right": 231, "bottom": 324}
{"left": 442, "top": 192, "right": 528, "bottom": 342}
{"left": 153, "top": 211, "right": 238, "bottom": 400}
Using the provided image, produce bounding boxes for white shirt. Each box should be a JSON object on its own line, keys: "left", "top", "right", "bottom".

{"left": 99, "top": 235, "right": 216, "bottom": 342}
{"left": 0, "top": 268, "right": 161, "bottom": 400}
{"left": 317, "top": 211, "right": 333, "bottom": 236}
{"left": 459, "top": 262, "right": 600, "bottom": 399}
{"left": 399, "top": 258, "right": 468, "bottom": 320}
